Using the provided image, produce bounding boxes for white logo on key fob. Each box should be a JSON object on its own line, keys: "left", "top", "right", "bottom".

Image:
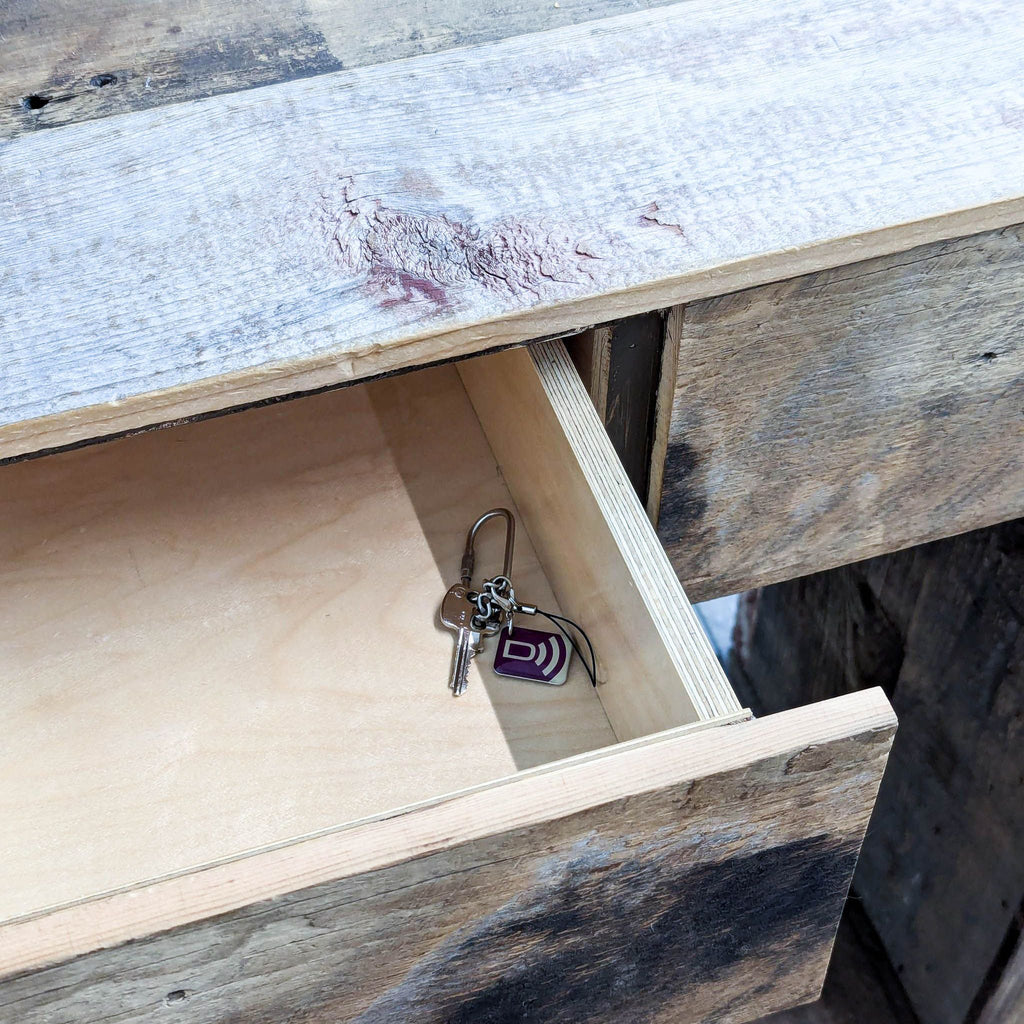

{"left": 492, "top": 625, "right": 571, "bottom": 685}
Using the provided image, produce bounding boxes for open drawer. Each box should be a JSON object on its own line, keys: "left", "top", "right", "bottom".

{"left": 0, "top": 341, "right": 895, "bottom": 1024}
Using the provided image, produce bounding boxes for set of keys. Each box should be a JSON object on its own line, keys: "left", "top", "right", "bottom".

{"left": 439, "top": 508, "right": 520, "bottom": 696}
{"left": 439, "top": 509, "right": 595, "bottom": 696}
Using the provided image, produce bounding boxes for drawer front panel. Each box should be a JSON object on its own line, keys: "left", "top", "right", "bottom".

{"left": 2, "top": 692, "right": 895, "bottom": 1024}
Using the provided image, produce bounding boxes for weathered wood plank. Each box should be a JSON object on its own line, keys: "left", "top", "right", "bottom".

{"left": 568, "top": 314, "right": 666, "bottom": 503}
{"left": 647, "top": 304, "right": 682, "bottom": 524}
{"left": 729, "top": 520, "right": 1024, "bottom": 1024}
{"left": 658, "top": 225, "right": 1024, "bottom": 601}
{"left": 602, "top": 312, "right": 666, "bottom": 502}
{"left": 0, "top": 691, "right": 896, "bottom": 1024}
{"left": 568, "top": 313, "right": 668, "bottom": 505}
{"left": 0, "top": 0, "right": 671, "bottom": 139}
{"left": 976, "top": 928, "right": 1024, "bottom": 1024}
{"left": 754, "top": 901, "right": 919, "bottom": 1024}
{"left": 566, "top": 326, "right": 612, "bottom": 421}
{"left": 4, "top": 0, "right": 1024, "bottom": 459}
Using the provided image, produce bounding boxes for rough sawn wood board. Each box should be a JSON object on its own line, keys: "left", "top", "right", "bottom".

{"left": 658, "top": 224, "right": 1024, "bottom": 600}
{"left": 0, "top": 691, "right": 896, "bottom": 1024}
{"left": 0, "top": 0, "right": 674, "bottom": 138}
{"left": 3, "top": 0, "right": 1024, "bottom": 458}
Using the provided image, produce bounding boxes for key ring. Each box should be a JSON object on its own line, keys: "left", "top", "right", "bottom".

{"left": 460, "top": 509, "right": 516, "bottom": 634}
{"left": 460, "top": 508, "right": 515, "bottom": 588}
{"left": 440, "top": 507, "right": 600, "bottom": 693}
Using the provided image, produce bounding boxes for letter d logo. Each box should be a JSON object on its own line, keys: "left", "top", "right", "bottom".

{"left": 493, "top": 625, "right": 571, "bottom": 685}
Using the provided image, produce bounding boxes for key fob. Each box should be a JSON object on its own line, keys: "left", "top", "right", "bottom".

{"left": 492, "top": 625, "right": 571, "bottom": 686}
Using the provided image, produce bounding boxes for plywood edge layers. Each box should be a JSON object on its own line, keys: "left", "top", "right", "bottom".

{"left": 458, "top": 341, "right": 741, "bottom": 734}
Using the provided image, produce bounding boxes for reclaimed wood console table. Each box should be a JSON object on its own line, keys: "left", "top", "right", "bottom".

{"left": 1, "top": 1, "right": 1020, "bottom": 1021}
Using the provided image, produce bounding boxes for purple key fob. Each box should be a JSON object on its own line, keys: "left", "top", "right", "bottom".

{"left": 493, "top": 624, "right": 572, "bottom": 685}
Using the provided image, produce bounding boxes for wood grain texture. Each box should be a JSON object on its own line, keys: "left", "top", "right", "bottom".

{"left": 0, "top": 362, "right": 616, "bottom": 924}
{"left": 754, "top": 901, "right": 919, "bottom": 1024}
{"left": 567, "top": 314, "right": 666, "bottom": 502}
{"left": 0, "top": 691, "right": 896, "bottom": 1024}
{"left": 647, "top": 303, "right": 682, "bottom": 524}
{"left": 459, "top": 342, "right": 740, "bottom": 736}
{"left": 568, "top": 315, "right": 669, "bottom": 510}
{"left": 0, "top": 712, "right": 748, "bottom": 979}
{"left": 602, "top": 312, "right": 666, "bottom": 501}
{"left": 5, "top": 0, "right": 1024, "bottom": 458}
{"left": 729, "top": 520, "right": 1024, "bottom": 1024}
{"left": 566, "top": 325, "right": 612, "bottom": 419}
{"left": 0, "top": 0, "right": 671, "bottom": 138}
{"left": 658, "top": 225, "right": 1024, "bottom": 601}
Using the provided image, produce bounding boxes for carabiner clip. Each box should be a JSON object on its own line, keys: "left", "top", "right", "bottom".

{"left": 460, "top": 508, "right": 515, "bottom": 587}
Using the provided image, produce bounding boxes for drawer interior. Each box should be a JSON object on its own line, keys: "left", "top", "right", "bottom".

{"left": 0, "top": 342, "right": 740, "bottom": 928}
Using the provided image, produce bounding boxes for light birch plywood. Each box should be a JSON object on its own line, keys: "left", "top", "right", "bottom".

{"left": 0, "top": 690, "right": 896, "bottom": 1022}
{"left": 4, "top": 0, "right": 1024, "bottom": 458}
{"left": 460, "top": 341, "right": 740, "bottom": 737}
{"left": 0, "top": 363, "right": 617, "bottom": 924}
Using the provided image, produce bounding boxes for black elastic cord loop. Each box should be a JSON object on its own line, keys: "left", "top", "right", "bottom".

{"left": 534, "top": 609, "right": 598, "bottom": 687}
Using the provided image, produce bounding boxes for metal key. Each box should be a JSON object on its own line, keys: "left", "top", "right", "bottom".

{"left": 440, "top": 583, "right": 483, "bottom": 696}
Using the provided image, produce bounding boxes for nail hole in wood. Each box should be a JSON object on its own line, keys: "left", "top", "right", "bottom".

{"left": 89, "top": 73, "right": 119, "bottom": 88}
{"left": 981, "top": 351, "right": 997, "bottom": 361}
{"left": 164, "top": 990, "right": 188, "bottom": 1005}
{"left": 21, "top": 94, "right": 51, "bottom": 110}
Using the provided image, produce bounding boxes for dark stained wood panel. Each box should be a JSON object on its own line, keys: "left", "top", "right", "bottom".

{"left": 976, "top": 929, "right": 1024, "bottom": 1024}
{"left": 754, "top": 901, "right": 919, "bottom": 1024}
{"left": 0, "top": 694, "right": 895, "bottom": 1024}
{"left": 0, "top": 0, "right": 670, "bottom": 139}
{"left": 568, "top": 313, "right": 668, "bottom": 504}
{"left": 730, "top": 520, "right": 1024, "bottom": 1024}
{"left": 658, "top": 225, "right": 1024, "bottom": 601}
{"left": 603, "top": 311, "right": 666, "bottom": 502}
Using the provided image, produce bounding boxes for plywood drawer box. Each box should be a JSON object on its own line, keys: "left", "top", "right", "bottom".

{"left": 0, "top": 341, "right": 895, "bottom": 1024}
